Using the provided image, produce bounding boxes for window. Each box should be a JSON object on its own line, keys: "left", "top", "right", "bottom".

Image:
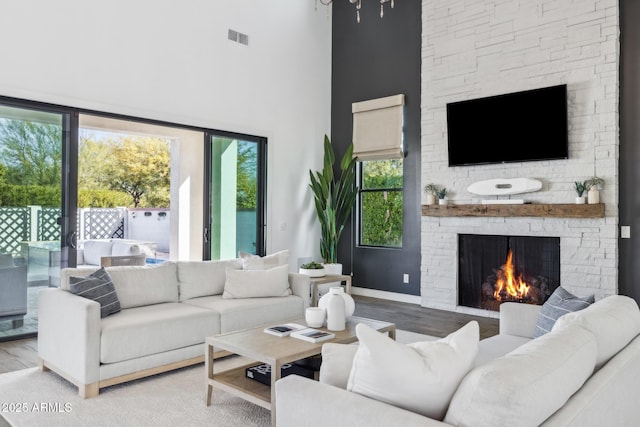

{"left": 358, "top": 159, "right": 403, "bottom": 248}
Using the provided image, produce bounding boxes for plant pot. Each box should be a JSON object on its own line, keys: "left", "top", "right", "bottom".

{"left": 439, "top": 198, "right": 448, "bottom": 206}
{"left": 575, "top": 196, "right": 586, "bottom": 204}
{"left": 587, "top": 188, "right": 600, "bottom": 204}
{"left": 425, "top": 194, "right": 436, "bottom": 205}
{"left": 299, "top": 267, "right": 326, "bottom": 277}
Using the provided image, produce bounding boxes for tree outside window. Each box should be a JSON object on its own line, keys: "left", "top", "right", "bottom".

{"left": 359, "top": 159, "right": 403, "bottom": 248}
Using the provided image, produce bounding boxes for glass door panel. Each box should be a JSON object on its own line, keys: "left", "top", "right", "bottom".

{"left": 206, "top": 133, "right": 265, "bottom": 260}
{"left": 0, "top": 102, "right": 74, "bottom": 341}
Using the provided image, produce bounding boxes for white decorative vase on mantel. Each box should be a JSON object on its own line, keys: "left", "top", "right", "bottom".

{"left": 587, "top": 188, "right": 600, "bottom": 204}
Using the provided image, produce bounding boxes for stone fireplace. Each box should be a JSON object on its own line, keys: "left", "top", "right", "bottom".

{"left": 419, "top": 0, "right": 619, "bottom": 318}
{"left": 458, "top": 234, "right": 560, "bottom": 312}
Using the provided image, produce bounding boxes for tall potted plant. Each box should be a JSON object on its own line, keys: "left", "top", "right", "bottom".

{"left": 309, "top": 135, "right": 358, "bottom": 269}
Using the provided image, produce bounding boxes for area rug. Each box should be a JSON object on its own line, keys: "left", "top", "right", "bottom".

{"left": 0, "top": 330, "right": 435, "bottom": 427}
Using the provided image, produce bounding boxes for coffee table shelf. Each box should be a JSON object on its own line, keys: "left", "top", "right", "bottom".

{"left": 205, "top": 316, "right": 396, "bottom": 426}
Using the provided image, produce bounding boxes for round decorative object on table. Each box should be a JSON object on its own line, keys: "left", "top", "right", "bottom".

{"left": 318, "top": 286, "right": 355, "bottom": 317}
{"left": 326, "top": 290, "right": 346, "bottom": 331}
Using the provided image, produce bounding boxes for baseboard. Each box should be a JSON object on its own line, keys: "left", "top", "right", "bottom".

{"left": 351, "top": 287, "right": 421, "bottom": 304}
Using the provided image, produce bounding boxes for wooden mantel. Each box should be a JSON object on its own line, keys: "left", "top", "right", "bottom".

{"left": 421, "top": 203, "right": 605, "bottom": 218}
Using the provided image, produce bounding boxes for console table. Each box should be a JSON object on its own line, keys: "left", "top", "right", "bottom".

{"left": 308, "top": 274, "right": 352, "bottom": 307}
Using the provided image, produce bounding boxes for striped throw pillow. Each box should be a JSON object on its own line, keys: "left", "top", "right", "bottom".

{"left": 533, "top": 286, "right": 594, "bottom": 338}
{"left": 69, "top": 267, "right": 121, "bottom": 318}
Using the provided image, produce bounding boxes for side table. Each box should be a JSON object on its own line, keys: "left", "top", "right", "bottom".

{"left": 308, "top": 274, "right": 352, "bottom": 307}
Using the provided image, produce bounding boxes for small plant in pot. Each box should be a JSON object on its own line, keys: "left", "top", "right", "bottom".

{"left": 574, "top": 181, "right": 586, "bottom": 204}
{"left": 299, "top": 261, "right": 326, "bottom": 278}
{"left": 436, "top": 187, "right": 448, "bottom": 205}
{"left": 424, "top": 183, "right": 438, "bottom": 205}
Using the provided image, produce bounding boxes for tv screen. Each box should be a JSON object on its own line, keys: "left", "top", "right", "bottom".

{"left": 446, "top": 85, "right": 568, "bottom": 166}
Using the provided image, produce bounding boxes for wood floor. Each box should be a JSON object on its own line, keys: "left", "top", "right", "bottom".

{"left": 0, "top": 295, "right": 499, "bottom": 376}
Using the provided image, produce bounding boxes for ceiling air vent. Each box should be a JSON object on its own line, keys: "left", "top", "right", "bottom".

{"left": 228, "top": 29, "right": 249, "bottom": 46}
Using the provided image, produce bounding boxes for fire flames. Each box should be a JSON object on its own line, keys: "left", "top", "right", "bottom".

{"left": 493, "top": 249, "right": 530, "bottom": 301}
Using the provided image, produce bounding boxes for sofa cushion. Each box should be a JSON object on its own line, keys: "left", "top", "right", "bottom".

{"left": 106, "top": 262, "right": 179, "bottom": 309}
{"left": 177, "top": 259, "right": 242, "bottom": 301}
{"left": 239, "top": 249, "right": 289, "bottom": 270}
{"left": 83, "top": 240, "right": 113, "bottom": 266}
{"left": 319, "top": 343, "right": 359, "bottom": 389}
{"left": 444, "top": 324, "right": 597, "bottom": 427}
{"left": 182, "top": 294, "right": 303, "bottom": 334}
{"left": 100, "top": 302, "right": 218, "bottom": 364}
{"left": 222, "top": 264, "right": 291, "bottom": 299}
{"left": 474, "top": 333, "right": 531, "bottom": 367}
{"left": 553, "top": 295, "right": 640, "bottom": 369}
{"left": 533, "top": 286, "right": 594, "bottom": 338}
{"left": 68, "top": 267, "right": 121, "bottom": 318}
{"left": 346, "top": 321, "right": 479, "bottom": 420}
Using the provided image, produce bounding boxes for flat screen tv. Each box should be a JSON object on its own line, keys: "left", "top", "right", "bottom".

{"left": 446, "top": 84, "right": 568, "bottom": 166}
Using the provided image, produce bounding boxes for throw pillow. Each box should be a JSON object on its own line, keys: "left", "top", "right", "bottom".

{"left": 319, "top": 343, "right": 359, "bottom": 389}
{"left": 222, "top": 264, "right": 291, "bottom": 299}
{"left": 239, "top": 249, "right": 289, "bottom": 270}
{"left": 553, "top": 295, "right": 640, "bottom": 369}
{"left": 533, "top": 286, "right": 594, "bottom": 338}
{"left": 69, "top": 267, "right": 121, "bottom": 318}
{"left": 347, "top": 321, "right": 479, "bottom": 420}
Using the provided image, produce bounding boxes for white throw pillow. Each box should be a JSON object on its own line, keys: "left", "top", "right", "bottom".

{"left": 347, "top": 321, "right": 479, "bottom": 420}
{"left": 222, "top": 264, "right": 291, "bottom": 299}
{"left": 319, "top": 343, "right": 359, "bottom": 389}
{"left": 553, "top": 295, "right": 640, "bottom": 369}
{"left": 444, "top": 324, "right": 597, "bottom": 427}
{"left": 239, "top": 249, "right": 289, "bottom": 270}
{"left": 82, "top": 240, "right": 113, "bottom": 265}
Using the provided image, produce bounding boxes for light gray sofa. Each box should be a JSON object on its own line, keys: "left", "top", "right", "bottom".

{"left": 276, "top": 295, "right": 640, "bottom": 427}
{"left": 38, "top": 259, "right": 311, "bottom": 398}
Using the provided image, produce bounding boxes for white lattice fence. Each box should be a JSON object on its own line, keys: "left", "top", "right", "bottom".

{"left": 0, "top": 207, "right": 30, "bottom": 255}
{"left": 81, "top": 208, "right": 125, "bottom": 240}
{"left": 37, "top": 208, "right": 61, "bottom": 241}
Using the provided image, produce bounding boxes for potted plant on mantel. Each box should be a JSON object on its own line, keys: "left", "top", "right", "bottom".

{"left": 309, "top": 135, "right": 358, "bottom": 276}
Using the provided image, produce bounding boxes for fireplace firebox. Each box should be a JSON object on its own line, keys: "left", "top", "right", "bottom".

{"left": 458, "top": 234, "right": 560, "bottom": 311}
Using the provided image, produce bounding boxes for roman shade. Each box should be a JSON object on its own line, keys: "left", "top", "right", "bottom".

{"left": 352, "top": 94, "right": 405, "bottom": 161}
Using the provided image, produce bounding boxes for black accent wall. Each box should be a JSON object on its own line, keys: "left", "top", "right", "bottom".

{"left": 331, "top": 1, "right": 422, "bottom": 295}
{"left": 619, "top": 0, "right": 640, "bottom": 303}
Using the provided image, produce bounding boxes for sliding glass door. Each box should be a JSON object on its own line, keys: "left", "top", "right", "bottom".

{"left": 0, "top": 99, "right": 77, "bottom": 341}
{"left": 204, "top": 132, "right": 266, "bottom": 260}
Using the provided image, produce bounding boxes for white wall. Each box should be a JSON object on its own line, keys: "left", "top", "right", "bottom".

{"left": 0, "top": 0, "right": 332, "bottom": 265}
{"left": 421, "top": 0, "right": 619, "bottom": 314}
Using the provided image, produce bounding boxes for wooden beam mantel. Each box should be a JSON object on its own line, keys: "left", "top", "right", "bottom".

{"left": 421, "top": 203, "right": 605, "bottom": 218}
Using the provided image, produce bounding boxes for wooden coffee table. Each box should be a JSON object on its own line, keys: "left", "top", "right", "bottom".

{"left": 205, "top": 316, "right": 396, "bottom": 426}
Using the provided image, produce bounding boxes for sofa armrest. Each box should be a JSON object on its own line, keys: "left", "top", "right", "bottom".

{"left": 37, "top": 288, "right": 101, "bottom": 386}
{"left": 500, "top": 302, "right": 541, "bottom": 338}
{"left": 275, "top": 375, "right": 452, "bottom": 427}
{"left": 288, "top": 272, "right": 311, "bottom": 309}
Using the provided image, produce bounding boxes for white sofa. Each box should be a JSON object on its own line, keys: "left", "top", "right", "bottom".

{"left": 38, "top": 258, "right": 311, "bottom": 398}
{"left": 276, "top": 295, "right": 640, "bottom": 427}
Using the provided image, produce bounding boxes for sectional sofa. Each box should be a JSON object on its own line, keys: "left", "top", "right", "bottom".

{"left": 276, "top": 294, "right": 640, "bottom": 427}
{"left": 38, "top": 254, "right": 310, "bottom": 398}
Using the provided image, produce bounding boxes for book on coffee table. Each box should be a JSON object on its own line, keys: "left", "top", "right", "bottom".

{"left": 290, "top": 328, "right": 335, "bottom": 343}
{"left": 263, "top": 323, "right": 306, "bottom": 337}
